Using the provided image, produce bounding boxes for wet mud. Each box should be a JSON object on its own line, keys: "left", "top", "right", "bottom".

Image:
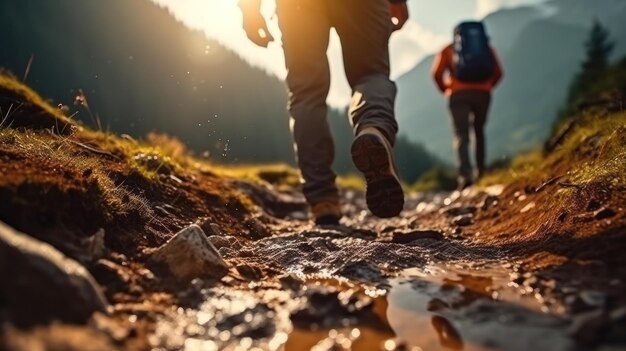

{"left": 147, "top": 186, "right": 626, "bottom": 351}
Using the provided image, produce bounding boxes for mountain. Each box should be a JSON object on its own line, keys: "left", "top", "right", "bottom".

{"left": 396, "top": 0, "right": 626, "bottom": 163}
{"left": 0, "top": 0, "right": 439, "bottom": 182}
{"left": 0, "top": 0, "right": 294, "bottom": 163}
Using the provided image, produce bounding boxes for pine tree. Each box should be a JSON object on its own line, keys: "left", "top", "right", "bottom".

{"left": 579, "top": 20, "right": 614, "bottom": 88}
{"left": 561, "top": 20, "right": 615, "bottom": 119}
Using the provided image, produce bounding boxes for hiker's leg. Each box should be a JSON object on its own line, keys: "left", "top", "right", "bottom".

{"left": 330, "top": 0, "right": 398, "bottom": 144}
{"left": 276, "top": 0, "right": 338, "bottom": 205}
{"left": 449, "top": 93, "right": 472, "bottom": 180}
{"left": 472, "top": 91, "right": 491, "bottom": 178}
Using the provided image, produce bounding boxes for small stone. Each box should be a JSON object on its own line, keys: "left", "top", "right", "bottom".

{"left": 568, "top": 309, "right": 609, "bottom": 344}
{"left": 579, "top": 290, "right": 607, "bottom": 308}
{"left": 84, "top": 228, "right": 106, "bottom": 261}
{"left": 207, "top": 235, "right": 230, "bottom": 250}
{"left": 92, "top": 259, "right": 131, "bottom": 286}
{"left": 586, "top": 199, "right": 602, "bottom": 212}
{"left": 207, "top": 223, "right": 222, "bottom": 236}
{"left": 391, "top": 230, "right": 444, "bottom": 244}
{"left": 236, "top": 264, "right": 263, "bottom": 281}
{"left": 279, "top": 274, "right": 303, "bottom": 290}
{"left": 441, "top": 205, "right": 476, "bottom": 217}
{"left": 610, "top": 307, "right": 626, "bottom": 322}
{"left": 481, "top": 195, "right": 499, "bottom": 210}
{"left": 92, "top": 312, "right": 131, "bottom": 342}
{"left": 245, "top": 218, "right": 269, "bottom": 240}
{"left": 520, "top": 202, "right": 536, "bottom": 213}
{"left": 149, "top": 225, "right": 229, "bottom": 283}
{"left": 452, "top": 214, "right": 474, "bottom": 226}
{"left": 594, "top": 208, "right": 616, "bottom": 220}
{"left": 427, "top": 298, "right": 450, "bottom": 312}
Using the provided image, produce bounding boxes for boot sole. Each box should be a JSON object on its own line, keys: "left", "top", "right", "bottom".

{"left": 351, "top": 134, "right": 404, "bottom": 218}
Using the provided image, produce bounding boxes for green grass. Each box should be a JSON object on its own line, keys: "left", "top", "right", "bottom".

{"left": 481, "top": 112, "right": 626, "bottom": 187}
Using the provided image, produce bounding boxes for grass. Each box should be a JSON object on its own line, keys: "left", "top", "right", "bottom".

{"left": 480, "top": 111, "right": 626, "bottom": 188}
{"left": 0, "top": 74, "right": 74, "bottom": 129}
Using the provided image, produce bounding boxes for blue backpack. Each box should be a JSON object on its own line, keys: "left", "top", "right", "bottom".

{"left": 453, "top": 22, "right": 495, "bottom": 82}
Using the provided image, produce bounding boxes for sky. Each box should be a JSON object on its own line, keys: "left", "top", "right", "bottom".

{"left": 151, "top": 0, "right": 545, "bottom": 107}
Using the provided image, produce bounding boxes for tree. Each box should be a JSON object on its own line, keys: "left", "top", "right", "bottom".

{"left": 559, "top": 20, "right": 615, "bottom": 123}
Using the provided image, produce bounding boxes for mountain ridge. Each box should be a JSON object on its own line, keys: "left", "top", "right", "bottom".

{"left": 395, "top": 0, "right": 626, "bottom": 163}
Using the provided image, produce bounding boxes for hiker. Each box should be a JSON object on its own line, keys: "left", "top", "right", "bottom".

{"left": 239, "top": 0, "right": 409, "bottom": 224}
{"left": 432, "top": 21, "right": 503, "bottom": 189}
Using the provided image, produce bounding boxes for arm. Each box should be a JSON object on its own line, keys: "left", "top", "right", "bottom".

{"left": 389, "top": 0, "right": 409, "bottom": 31}
{"left": 490, "top": 48, "right": 504, "bottom": 88}
{"left": 239, "top": 0, "right": 274, "bottom": 48}
{"left": 432, "top": 50, "right": 448, "bottom": 94}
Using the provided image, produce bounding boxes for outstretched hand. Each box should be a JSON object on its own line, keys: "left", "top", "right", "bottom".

{"left": 240, "top": 1, "right": 274, "bottom": 48}
{"left": 390, "top": 2, "right": 409, "bottom": 31}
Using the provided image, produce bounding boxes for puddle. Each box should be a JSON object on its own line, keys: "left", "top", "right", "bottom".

{"left": 383, "top": 262, "right": 573, "bottom": 351}
{"left": 149, "top": 262, "right": 575, "bottom": 351}
{"left": 282, "top": 262, "right": 574, "bottom": 351}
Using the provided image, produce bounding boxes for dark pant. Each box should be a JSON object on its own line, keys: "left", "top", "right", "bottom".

{"left": 276, "top": 0, "right": 398, "bottom": 205}
{"left": 449, "top": 91, "right": 491, "bottom": 180}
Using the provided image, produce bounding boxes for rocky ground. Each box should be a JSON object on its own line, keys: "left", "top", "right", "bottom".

{"left": 1, "top": 75, "right": 626, "bottom": 351}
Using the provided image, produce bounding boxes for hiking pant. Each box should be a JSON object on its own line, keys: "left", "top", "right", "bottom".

{"left": 276, "top": 0, "right": 398, "bottom": 205}
{"left": 448, "top": 91, "right": 491, "bottom": 179}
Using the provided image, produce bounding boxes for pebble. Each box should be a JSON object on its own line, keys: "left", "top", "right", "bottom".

{"left": 452, "top": 214, "right": 474, "bottom": 226}
{"left": 594, "top": 208, "right": 616, "bottom": 220}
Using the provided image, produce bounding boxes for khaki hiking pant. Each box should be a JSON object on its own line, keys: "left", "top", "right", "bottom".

{"left": 449, "top": 90, "right": 491, "bottom": 180}
{"left": 276, "top": 0, "right": 398, "bottom": 206}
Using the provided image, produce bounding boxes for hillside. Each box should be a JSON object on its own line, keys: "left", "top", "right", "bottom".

{"left": 0, "top": 0, "right": 439, "bottom": 183}
{"left": 2, "top": 73, "right": 626, "bottom": 350}
{"left": 396, "top": 0, "right": 626, "bottom": 163}
{"left": 0, "top": 0, "right": 292, "bottom": 163}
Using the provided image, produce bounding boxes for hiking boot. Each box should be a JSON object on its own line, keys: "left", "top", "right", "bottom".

{"left": 457, "top": 175, "right": 473, "bottom": 191}
{"left": 351, "top": 127, "right": 404, "bottom": 218}
{"left": 311, "top": 200, "right": 342, "bottom": 226}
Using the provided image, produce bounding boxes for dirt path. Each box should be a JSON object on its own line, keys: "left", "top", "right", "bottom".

{"left": 146, "top": 184, "right": 626, "bottom": 351}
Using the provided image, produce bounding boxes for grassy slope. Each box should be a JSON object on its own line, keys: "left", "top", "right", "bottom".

{"left": 0, "top": 74, "right": 273, "bottom": 254}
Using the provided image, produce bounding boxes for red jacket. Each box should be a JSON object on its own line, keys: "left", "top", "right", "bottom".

{"left": 432, "top": 44, "right": 503, "bottom": 96}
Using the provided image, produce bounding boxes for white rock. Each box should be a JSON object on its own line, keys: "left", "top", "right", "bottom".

{"left": 150, "top": 225, "right": 229, "bottom": 282}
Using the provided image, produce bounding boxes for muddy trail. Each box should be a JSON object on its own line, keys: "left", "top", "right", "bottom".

{"left": 1, "top": 77, "right": 626, "bottom": 351}
{"left": 145, "top": 185, "right": 626, "bottom": 351}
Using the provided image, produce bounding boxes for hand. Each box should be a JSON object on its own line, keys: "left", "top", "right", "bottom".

{"left": 240, "top": 1, "right": 274, "bottom": 48}
{"left": 389, "top": 2, "right": 409, "bottom": 31}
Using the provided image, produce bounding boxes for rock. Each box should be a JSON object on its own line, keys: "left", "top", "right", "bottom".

{"left": 579, "top": 290, "right": 607, "bottom": 308}
{"left": 520, "top": 202, "right": 536, "bottom": 213}
{"left": 427, "top": 298, "right": 450, "bottom": 312}
{"left": 244, "top": 218, "right": 270, "bottom": 240}
{"left": 236, "top": 264, "right": 263, "bottom": 281}
{"left": 480, "top": 195, "right": 499, "bottom": 210}
{"left": 334, "top": 260, "right": 383, "bottom": 282}
{"left": 207, "top": 235, "right": 231, "bottom": 250}
{"left": 441, "top": 205, "right": 476, "bottom": 217}
{"left": 391, "top": 230, "right": 444, "bottom": 244}
{"left": 568, "top": 309, "right": 609, "bottom": 345}
{"left": 452, "top": 214, "right": 474, "bottom": 227}
{"left": 0, "top": 221, "right": 109, "bottom": 327}
{"left": 279, "top": 274, "right": 303, "bottom": 290}
{"left": 91, "top": 259, "right": 132, "bottom": 293}
{"left": 149, "top": 225, "right": 229, "bottom": 283}
{"left": 83, "top": 228, "right": 106, "bottom": 261}
{"left": 594, "top": 208, "right": 616, "bottom": 220}
{"left": 92, "top": 312, "right": 132, "bottom": 342}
